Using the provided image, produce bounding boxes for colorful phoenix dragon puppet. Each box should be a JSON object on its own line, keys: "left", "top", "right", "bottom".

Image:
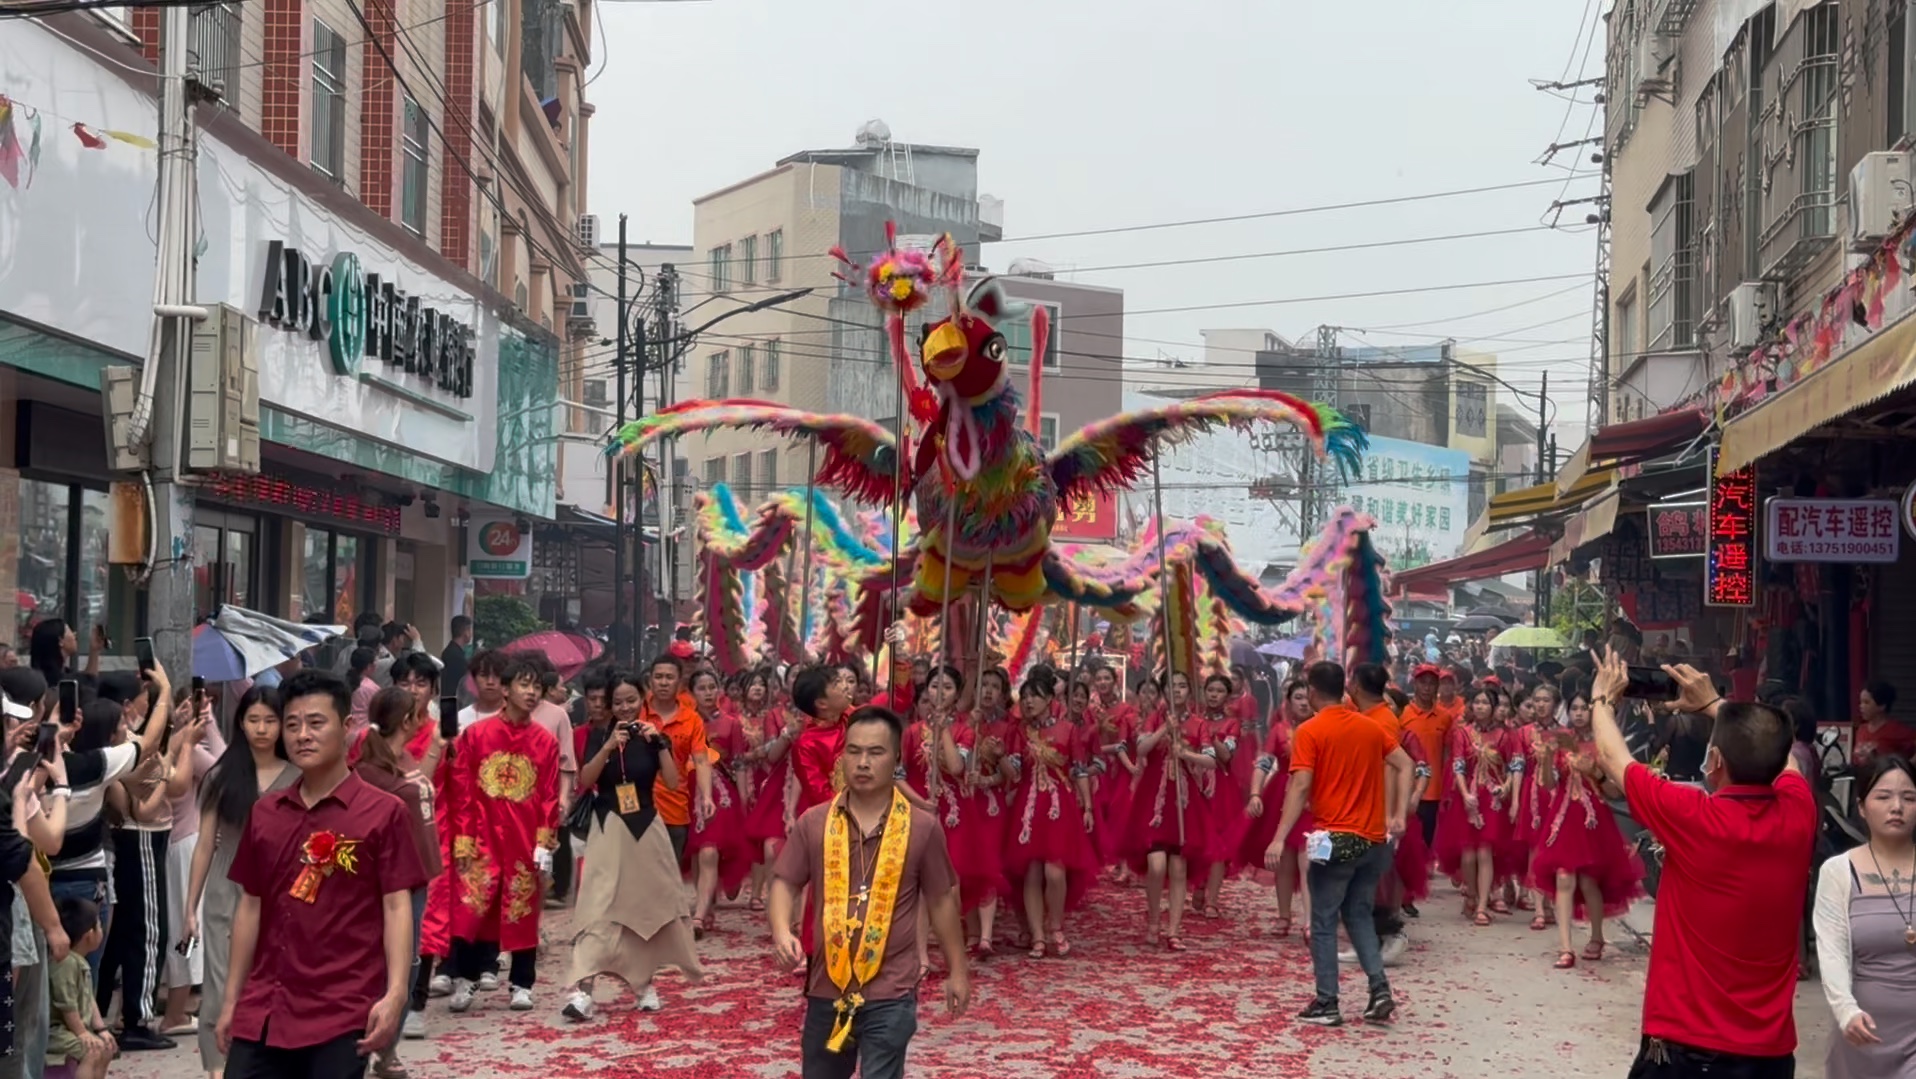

{"left": 610, "top": 224, "right": 1371, "bottom": 633}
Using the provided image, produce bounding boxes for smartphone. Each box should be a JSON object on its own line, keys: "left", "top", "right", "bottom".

{"left": 191, "top": 675, "right": 205, "bottom": 698}
{"left": 1624, "top": 666, "right": 1680, "bottom": 702}
{"left": 135, "top": 636, "right": 155, "bottom": 672}
{"left": 439, "top": 695, "right": 461, "bottom": 740}
{"left": 34, "top": 722, "right": 58, "bottom": 758}
{"left": 57, "top": 680, "right": 79, "bottom": 727}
{"left": 0, "top": 751, "right": 39, "bottom": 794}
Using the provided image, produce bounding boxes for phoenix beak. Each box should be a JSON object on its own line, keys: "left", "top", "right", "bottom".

{"left": 922, "top": 322, "right": 968, "bottom": 380}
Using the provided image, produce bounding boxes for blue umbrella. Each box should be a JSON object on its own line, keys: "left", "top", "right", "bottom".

{"left": 191, "top": 624, "right": 248, "bottom": 681}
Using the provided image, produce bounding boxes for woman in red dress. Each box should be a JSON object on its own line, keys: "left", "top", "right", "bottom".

{"left": 954, "top": 668, "right": 1015, "bottom": 955}
{"left": 738, "top": 669, "right": 800, "bottom": 906}
{"left": 896, "top": 664, "right": 967, "bottom": 970}
{"left": 685, "top": 668, "right": 755, "bottom": 934}
{"left": 1003, "top": 667, "right": 1100, "bottom": 957}
{"left": 1122, "top": 671, "right": 1214, "bottom": 950}
{"left": 1434, "top": 685, "right": 1519, "bottom": 925}
{"left": 1511, "top": 684, "right": 1561, "bottom": 929}
{"left": 1383, "top": 692, "right": 1434, "bottom": 911}
{"left": 1528, "top": 690, "right": 1644, "bottom": 967}
{"left": 1194, "top": 673, "right": 1248, "bottom": 920}
{"left": 1241, "top": 679, "right": 1314, "bottom": 935}
{"left": 1092, "top": 677, "right": 1148, "bottom": 879}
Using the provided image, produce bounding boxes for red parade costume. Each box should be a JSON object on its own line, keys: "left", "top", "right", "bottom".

{"left": 1527, "top": 738, "right": 1645, "bottom": 916}
{"left": 1433, "top": 722, "right": 1523, "bottom": 882}
{"left": 1192, "top": 711, "right": 1249, "bottom": 876}
{"left": 1088, "top": 698, "right": 1137, "bottom": 865}
{"left": 1121, "top": 711, "right": 1212, "bottom": 869}
{"left": 1003, "top": 719, "right": 1099, "bottom": 909}
{"left": 791, "top": 716, "right": 848, "bottom": 816}
{"left": 447, "top": 714, "right": 561, "bottom": 954}
{"left": 1391, "top": 727, "right": 1434, "bottom": 902}
{"left": 950, "top": 711, "right": 1014, "bottom": 901}
{"left": 741, "top": 706, "right": 800, "bottom": 847}
{"left": 1233, "top": 718, "right": 1311, "bottom": 871}
{"left": 686, "top": 707, "right": 757, "bottom": 895}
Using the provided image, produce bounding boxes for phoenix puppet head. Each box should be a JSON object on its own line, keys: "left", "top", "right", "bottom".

{"left": 919, "top": 277, "right": 1028, "bottom": 403}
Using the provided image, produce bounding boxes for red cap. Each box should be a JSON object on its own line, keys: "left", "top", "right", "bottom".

{"left": 1411, "top": 663, "right": 1442, "bottom": 681}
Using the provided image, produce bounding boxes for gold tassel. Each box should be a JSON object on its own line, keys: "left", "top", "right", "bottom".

{"left": 826, "top": 994, "right": 862, "bottom": 1052}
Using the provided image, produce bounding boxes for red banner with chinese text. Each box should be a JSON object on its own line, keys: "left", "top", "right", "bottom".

{"left": 1053, "top": 489, "right": 1119, "bottom": 542}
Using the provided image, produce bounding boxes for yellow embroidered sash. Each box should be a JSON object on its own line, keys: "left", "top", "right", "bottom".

{"left": 821, "top": 788, "right": 912, "bottom": 1052}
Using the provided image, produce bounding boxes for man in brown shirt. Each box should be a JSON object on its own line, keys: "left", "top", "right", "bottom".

{"left": 771, "top": 706, "right": 969, "bottom": 1079}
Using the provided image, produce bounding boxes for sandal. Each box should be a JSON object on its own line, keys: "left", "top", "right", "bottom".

{"left": 372, "top": 1055, "right": 410, "bottom": 1079}
{"left": 1553, "top": 951, "right": 1576, "bottom": 970}
{"left": 1202, "top": 904, "right": 1221, "bottom": 920}
{"left": 1514, "top": 895, "right": 1534, "bottom": 912}
{"left": 1529, "top": 915, "right": 1549, "bottom": 932}
{"left": 749, "top": 896, "right": 766, "bottom": 913}
{"left": 1028, "top": 940, "right": 1046, "bottom": 960}
{"left": 1582, "top": 940, "right": 1606, "bottom": 961}
{"left": 1272, "top": 916, "right": 1292, "bottom": 938}
{"left": 974, "top": 939, "right": 995, "bottom": 960}
{"left": 1489, "top": 899, "right": 1512, "bottom": 915}
{"left": 1472, "top": 911, "right": 1492, "bottom": 927}
{"left": 1051, "top": 932, "right": 1070, "bottom": 958}
{"left": 1165, "top": 935, "right": 1186, "bottom": 952}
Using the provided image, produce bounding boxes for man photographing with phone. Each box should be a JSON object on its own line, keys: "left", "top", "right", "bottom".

{"left": 1587, "top": 647, "right": 1816, "bottom": 1078}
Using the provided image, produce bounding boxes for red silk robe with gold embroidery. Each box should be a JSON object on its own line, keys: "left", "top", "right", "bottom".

{"left": 447, "top": 715, "right": 561, "bottom": 952}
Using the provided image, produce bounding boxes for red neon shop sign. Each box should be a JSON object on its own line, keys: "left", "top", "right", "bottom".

{"left": 1704, "top": 447, "right": 1758, "bottom": 608}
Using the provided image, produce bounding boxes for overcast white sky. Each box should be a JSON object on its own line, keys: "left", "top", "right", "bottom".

{"left": 586, "top": 0, "right": 1603, "bottom": 439}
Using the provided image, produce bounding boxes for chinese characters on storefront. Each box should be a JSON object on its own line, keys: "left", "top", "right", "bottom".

{"left": 1705, "top": 451, "right": 1757, "bottom": 607}
{"left": 1052, "top": 489, "right": 1118, "bottom": 542}
{"left": 1764, "top": 499, "right": 1901, "bottom": 563}
{"left": 1648, "top": 502, "right": 1706, "bottom": 558}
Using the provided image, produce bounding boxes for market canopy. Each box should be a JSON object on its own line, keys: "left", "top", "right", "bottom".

{"left": 1718, "top": 312, "right": 1916, "bottom": 474}
{"left": 1554, "top": 407, "right": 1711, "bottom": 496}
{"left": 1390, "top": 531, "right": 1553, "bottom": 596}
{"left": 1484, "top": 469, "right": 1617, "bottom": 528}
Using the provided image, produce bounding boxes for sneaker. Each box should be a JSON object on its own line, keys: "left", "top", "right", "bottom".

{"left": 429, "top": 974, "right": 452, "bottom": 998}
{"left": 402, "top": 1010, "right": 427, "bottom": 1040}
{"left": 1337, "top": 946, "right": 1357, "bottom": 965}
{"left": 478, "top": 972, "right": 500, "bottom": 992}
{"left": 1401, "top": 901, "right": 1420, "bottom": 919}
{"left": 509, "top": 987, "right": 534, "bottom": 1011}
{"left": 116, "top": 1026, "right": 178, "bottom": 1052}
{"left": 562, "top": 990, "right": 595, "bottom": 1022}
{"left": 637, "top": 986, "right": 663, "bottom": 1013}
{"left": 1380, "top": 932, "right": 1409, "bottom": 967}
{"left": 1363, "top": 989, "right": 1397, "bottom": 1024}
{"left": 1296, "top": 997, "right": 1343, "bottom": 1027}
{"left": 448, "top": 978, "right": 476, "bottom": 1013}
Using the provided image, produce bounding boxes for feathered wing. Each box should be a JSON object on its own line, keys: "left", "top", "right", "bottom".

{"left": 609, "top": 398, "right": 901, "bottom": 506}
{"left": 1046, "top": 389, "right": 1365, "bottom": 508}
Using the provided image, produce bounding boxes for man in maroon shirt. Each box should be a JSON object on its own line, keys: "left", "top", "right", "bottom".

{"left": 1589, "top": 649, "right": 1816, "bottom": 1079}
{"left": 215, "top": 670, "right": 430, "bottom": 1079}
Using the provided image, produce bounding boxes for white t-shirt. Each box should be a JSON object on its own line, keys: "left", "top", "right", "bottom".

{"left": 51, "top": 742, "right": 138, "bottom": 874}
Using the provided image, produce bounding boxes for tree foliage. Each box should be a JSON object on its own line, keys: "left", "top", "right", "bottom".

{"left": 473, "top": 594, "right": 546, "bottom": 649}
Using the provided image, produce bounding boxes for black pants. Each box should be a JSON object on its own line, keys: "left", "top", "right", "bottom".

{"left": 450, "top": 938, "right": 536, "bottom": 990}
{"left": 550, "top": 837, "right": 575, "bottom": 900}
{"left": 1417, "top": 800, "right": 1439, "bottom": 846}
{"left": 227, "top": 1030, "right": 366, "bottom": 1079}
{"left": 98, "top": 829, "right": 168, "bottom": 1028}
{"left": 800, "top": 995, "right": 916, "bottom": 1079}
{"left": 667, "top": 824, "right": 689, "bottom": 863}
{"left": 1627, "top": 1036, "right": 1793, "bottom": 1079}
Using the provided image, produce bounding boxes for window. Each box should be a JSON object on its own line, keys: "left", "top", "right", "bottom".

{"left": 763, "top": 339, "right": 781, "bottom": 390}
{"left": 709, "top": 244, "right": 732, "bottom": 294}
{"left": 18, "top": 481, "right": 113, "bottom": 638}
{"left": 738, "top": 234, "right": 757, "bottom": 287}
{"left": 310, "top": 20, "right": 347, "bottom": 179}
{"left": 759, "top": 449, "right": 778, "bottom": 492}
{"left": 1615, "top": 287, "right": 1638, "bottom": 380}
{"left": 738, "top": 344, "right": 755, "bottom": 394}
{"left": 400, "top": 94, "right": 429, "bottom": 235}
{"left": 766, "top": 229, "right": 784, "bottom": 283}
{"left": 187, "top": 3, "right": 242, "bottom": 103}
{"left": 734, "top": 452, "right": 755, "bottom": 494}
{"left": 706, "top": 351, "right": 730, "bottom": 396}
{"left": 703, "top": 456, "right": 727, "bottom": 488}
{"left": 1454, "top": 382, "right": 1487, "bottom": 438}
{"left": 1647, "top": 171, "right": 1695, "bottom": 350}
{"left": 1037, "top": 414, "right": 1059, "bottom": 454}
{"left": 1001, "top": 301, "right": 1062, "bottom": 369}
{"left": 1798, "top": 4, "right": 1840, "bottom": 239}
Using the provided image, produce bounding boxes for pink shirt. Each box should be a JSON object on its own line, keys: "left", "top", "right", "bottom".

{"left": 170, "top": 718, "right": 227, "bottom": 842}
{"left": 531, "top": 700, "right": 580, "bottom": 774}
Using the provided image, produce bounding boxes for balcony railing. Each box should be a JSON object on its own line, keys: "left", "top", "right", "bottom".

{"left": 187, "top": 2, "right": 240, "bottom": 99}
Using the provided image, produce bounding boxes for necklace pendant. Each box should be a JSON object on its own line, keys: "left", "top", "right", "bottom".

{"left": 1905, "top": 925, "right": 1915, "bottom": 947}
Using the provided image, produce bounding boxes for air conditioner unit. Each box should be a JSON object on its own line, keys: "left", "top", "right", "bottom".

{"left": 1849, "top": 151, "right": 1913, "bottom": 251}
{"left": 583, "top": 378, "right": 608, "bottom": 407}
{"left": 1727, "top": 281, "right": 1777, "bottom": 353}
{"left": 1634, "top": 30, "right": 1674, "bottom": 97}
{"left": 576, "top": 213, "right": 599, "bottom": 250}
{"left": 568, "top": 281, "right": 591, "bottom": 320}
{"left": 186, "top": 303, "right": 261, "bottom": 474}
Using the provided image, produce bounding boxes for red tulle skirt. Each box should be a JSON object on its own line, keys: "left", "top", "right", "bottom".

{"left": 1525, "top": 791, "right": 1645, "bottom": 918}
{"left": 743, "top": 758, "right": 797, "bottom": 847}
{"left": 1392, "top": 823, "right": 1433, "bottom": 902}
{"left": 1432, "top": 786, "right": 1522, "bottom": 882}
{"left": 1231, "top": 771, "right": 1313, "bottom": 874}
{"left": 1191, "top": 765, "right": 1248, "bottom": 875}
{"left": 1092, "top": 766, "right": 1135, "bottom": 865}
{"left": 1121, "top": 758, "right": 1210, "bottom": 869}
{"left": 945, "top": 786, "right": 1009, "bottom": 910}
{"left": 684, "top": 769, "right": 757, "bottom": 895}
{"left": 1002, "top": 779, "right": 1100, "bottom": 909}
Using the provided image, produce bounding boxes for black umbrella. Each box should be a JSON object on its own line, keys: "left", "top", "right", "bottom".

{"left": 1452, "top": 614, "right": 1511, "bottom": 633}
{"left": 1465, "top": 605, "right": 1524, "bottom": 622}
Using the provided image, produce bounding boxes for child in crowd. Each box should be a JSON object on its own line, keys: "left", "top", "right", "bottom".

{"left": 47, "top": 896, "right": 113, "bottom": 1079}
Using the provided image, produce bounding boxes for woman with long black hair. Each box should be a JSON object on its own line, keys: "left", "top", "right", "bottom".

{"left": 177, "top": 684, "right": 290, "bottom": 1079}
{"left": 27, "top": 618, "right": 100, "bottom": 689}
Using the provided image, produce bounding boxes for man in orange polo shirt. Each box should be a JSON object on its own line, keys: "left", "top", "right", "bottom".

{"left": 1265, "top": 662, "right": 1414, "bottom": 1028}
{"left": 1398, "top": 664, "right": 1453, "bottom": 847}
{"left": 641, "top": 653, "right": 716, "bottom": 861}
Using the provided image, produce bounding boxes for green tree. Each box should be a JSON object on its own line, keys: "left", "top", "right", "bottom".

{"left": 473, "top": 594, "right": 547, "bottom": 649}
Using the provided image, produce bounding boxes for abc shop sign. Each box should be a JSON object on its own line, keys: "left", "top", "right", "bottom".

{"left": 256, "top": 241, "right": 476, "bottom": 400}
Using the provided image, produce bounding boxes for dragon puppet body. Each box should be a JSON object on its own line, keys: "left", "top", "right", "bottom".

{"left": 611, "top": 225, "right": 1371, "bottom": 637}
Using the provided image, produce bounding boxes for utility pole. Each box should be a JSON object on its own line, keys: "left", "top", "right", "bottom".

{"left": 612, "top": 215, "right": 629, "bottom": 664}
{"left": 648, "top": 263, "right": 680, "bottom": 659}
{"left": 142, "top": 4, "right": 206, "bottom": 679}
{"left": 1535, "top": 369, "right": 1553, "bottom": 620}
{"left": 1301, "top": 325, "right": 1341, "bottom": 535}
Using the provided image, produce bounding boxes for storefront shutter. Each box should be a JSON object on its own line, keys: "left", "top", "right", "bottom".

{"left": 1868, "top": 552, "right": 1916, "bottom": 703}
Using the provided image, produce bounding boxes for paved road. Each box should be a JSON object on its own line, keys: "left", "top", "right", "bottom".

{"left": 113, "top": 882, "right": 1835, "bottom": 1078}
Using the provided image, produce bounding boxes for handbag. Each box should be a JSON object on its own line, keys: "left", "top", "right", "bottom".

{"left": 564, "top": 792, "right": 596, "bottom": 840}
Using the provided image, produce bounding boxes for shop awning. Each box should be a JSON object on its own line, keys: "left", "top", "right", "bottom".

{"left": 1548, "top": 489, "right": 1622, "bottom": 565}
{"left": 1555, "top": 408, "right": 1711, "bottom": 495}
{"left": 1390, "top": 531, "right": 1553, "bottom": 596}
{"left": 1485, "top": 469, "right": 1617, "bottom": 527}
{"left": 1718, "top": 311, "right": 1916, "bottom": 474}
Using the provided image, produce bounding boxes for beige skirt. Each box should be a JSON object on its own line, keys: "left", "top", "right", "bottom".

{"left": 568, "top": 812, "right": 704, "bottom": 989}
